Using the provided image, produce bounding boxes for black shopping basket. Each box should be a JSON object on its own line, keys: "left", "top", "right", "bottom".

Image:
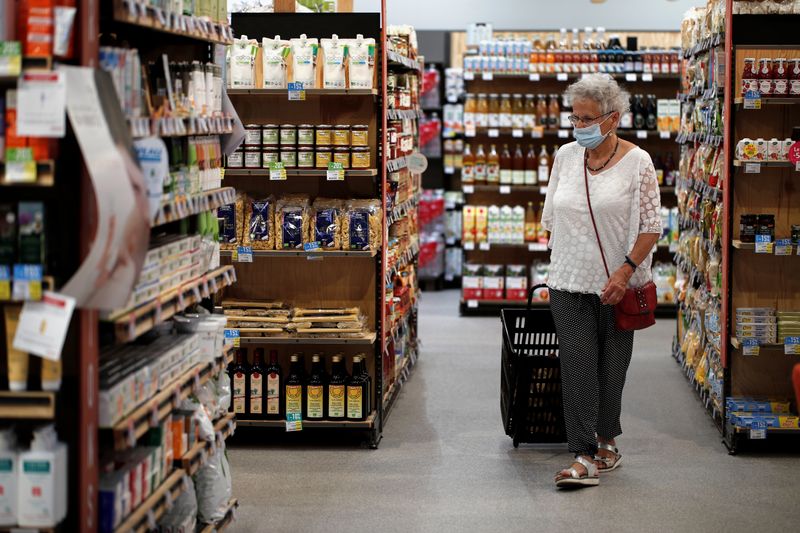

{"left": 500, "top": 284, "right": 567, "bottom": 448}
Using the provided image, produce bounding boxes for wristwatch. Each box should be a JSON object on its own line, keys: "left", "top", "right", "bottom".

{"left": 624, "top": 255, "right": 638, "bottom": 271}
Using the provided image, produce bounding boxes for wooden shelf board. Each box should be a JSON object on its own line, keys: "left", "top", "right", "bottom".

{"left": 734, "top": 97, "right": 799, "bottom": 105}
{"left": 733, "top": 159, "right": 793, "bottom": 167}
{"left": 466, "top": 128, "right": 673, "bottom": 139}
{"left": 228, "top": 88, "right": 377, "bottom": 96}
{"left": 221, "top": 249, "right": 377, "bottom": 258}
{"left": 0, "top": 391, "right": 56, "bottom": 419}
{"left": 236, "top": 411, "right": 376, "bottom": 429}
{"left": 465, "top": 72, "right": 680, "bottom": 81}
{"left": 199, "top": 499, "right": 239, "bottom": 533}
{"left": 238, "top": 332, "right": 377, "bottom": 345}
{"left": 112, "top": 0, "right": 233, "bottom": 45}
{"left": 732, "top": 239, "right": 798, "bottom": 253}
{"left": 462, "top": 184, "right": 548, "bottom": 194}
{"left": 224, "top": 168, "right": 378, "bottom": 177}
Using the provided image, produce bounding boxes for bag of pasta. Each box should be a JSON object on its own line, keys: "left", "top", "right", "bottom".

{"left": 218, "top": 194, "right": 245, "bottom": 251}
{"left": 275, "top": 195, "right": 311, "bottom": 250}
{"left": 243, "top": 196, "right": 275, "bottom": 250}
{"left": 343, "top": 199, "right": 382, "bottom": 251}
{"left": 309, "top": 198, "right": 343, "bottom": 250}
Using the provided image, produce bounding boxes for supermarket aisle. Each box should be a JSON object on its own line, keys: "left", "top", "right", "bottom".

{"left": 227, "top": 290, "right": 798, "bottom": 533}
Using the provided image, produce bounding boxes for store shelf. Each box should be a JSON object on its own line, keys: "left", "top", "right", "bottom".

{"left": 732, "top": 240, "right": 799, "bottom": 254}
{"left": 734, "top": 96, "right": 799, "bottom": 106}
{"left": 112, "top": 0, "right": 234, "bottom": 45}
{"left": 154, "top": 187, "right": 236, "bottom": 227}
{"left": 179, "top": 413, "right": 237, "bottom": 476}
{"left": 733, "top": 160, "right": 793, "bottom": 168}
{"left": 683, "top": 32, "right": 724, "bottom": 59}
{"left": 113, "top": 469, "right": 189, "bottom": 533}
{"left": 464, "top": 72, "right": 680, "bottom": 82}
{"left": 237, "top": 332, "right": 377, "bottom": 345}
{"left": 0, "top": 391, "right": 56, "bottom": 419}
{"left": 227, "top": 88, "right": 378, "bottom": 96}
{"left": 224, "top": 168, "right": 378, "bottom": 178}
{"left": 110, "top": 346, "right": 234, "bottom": 451}
{"left": 386, "top": 242, "right": 421, "bottom": 284}
{"left": 387, "top": 108, "right": 424, "bottom": 120}
{"left": 221, "top": 249, "right": 378, "bottom": 258}
{"left": 199, "top": 499, "right": 239, "bottom": 533}
{"left": 382, "top": 355, "right": 413, "bottom": 411}
{"left": 462, "top": 242, "right": 549, "bottom": 252}
{"left": 109, "top": 265, "right": 237, "bottom": 343}
{"left": 237, "top": 411, "right": 377, "bottom": 429}
{"left": 730, "top": 337, "right": 785, "bottom": 350}
{"left": 466, "top": 127, "right": 674, "bottom": 140}
{"left": 462, "top": 184, "right": 548, "bottom": 195}
{"left": 0, "top": 160, "right": 55, "bottom": 187}
{"left": 129, "top": 115, "right": 235, "bottom": 139}
{"left": 387, "top": 50, "right": 422, "bottom": 71}
{"left": 676, "top": 131, "right": 724, "bottom": 146}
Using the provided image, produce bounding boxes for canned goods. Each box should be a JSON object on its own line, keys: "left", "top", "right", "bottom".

{"left": 227, "top": 150, "right": 244, "bottom": 168}
{"left": 261, "top": 149, "right": 279, "bottom": 167}
{"left": 244, "top": 124, "right": 262, "bottom": 147}
{"left": 280, "top": 149, "right": 297, "bottom": 167}
{"left": 244, "top": 148, "right": 262, "bottom": 168}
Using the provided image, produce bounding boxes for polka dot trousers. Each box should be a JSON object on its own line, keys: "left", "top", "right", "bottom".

{"left": 549, "top": 288, "right": 634, "bottom": 458}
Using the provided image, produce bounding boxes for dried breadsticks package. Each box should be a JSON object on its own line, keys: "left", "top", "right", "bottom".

{"left": 275, "top": 195, "right": 311, "bottom": 250}
{"left": 343, "top": 199, "right": 382, "bottom": 251}
{"left": 243, "top": 196, "right": 275, "bottom": 250}
{"left": 310, "top": 198, "right": 343, "bottom": 250}
{"left": 262, "top": 36, "right": 290, "bottom": 89}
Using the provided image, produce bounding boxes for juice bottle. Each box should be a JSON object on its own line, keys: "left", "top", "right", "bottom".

{"left": 538, "top": 145, "right": 550, "bottom": 183}
{"left": 499, "top": 94, "right": 513, "bottom": 128}
{"left": 487, "top": 144, "right": 500, "bottom": 183}
{"left": 545, "top": 34, "right": 556, "bottom": 73}
{"left": 488, "top": 94, "right": 500, "bottom": 128}
{"left": 500, "top": 144, "right": 513, "bottom": 184}
{"left": 548, "top": 94, "right": 560, "bottom": 129}
{"left": 525, "top": 201, "right": 538, "bottom": 242}
{"left": 524, "top": 94, "right": 536, "bottom": 131}
{"left": 537, "top": 94, "right": 548, "bottom": 128}
{"left": 512, "top": 94, "right": 525, "bottom": 129}
{"left": 525, "top": 145, "right": 538, "bottom": 185}
{"left": 512, "top": 144, "right": 525, "bottom": 185}
{"left": 474, "top": 144, "right": 487, "bottom": 183}
{"left": 464, "top": 94, "right": 477, "bottom": 131}
{"left": 462, "top": 143, "right": 475, "bottom": 183}
{"left": 476, "top": 93, "right": 489, "bottom": 128}
{"left": 758, "top": 58, "right": 773, "bottom": 96}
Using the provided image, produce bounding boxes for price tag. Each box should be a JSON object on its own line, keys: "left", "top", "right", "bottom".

{"left": 224, "top": 328, "right": 241, "bottom": 348}
{"left": 558, "top": 129, "right": 569, "bottom": 139}
{"left": 625, "top": 73, "right": 637, "bottom": 82}
{"left": 539, "top": 186, "right": 548, "bottom": 194}
{"left": 531, "top": 127, "right": 544, "bottom": 139}
{"left": 785, "top": 337, "right": 800, "bottom": 355}
{"left": 465, "top": 123, "right": 476, "bottom": 137}
{"left": 154, "top": 299, "right": 162, "bottom": 325}
{"left": 444, "top": 166, "right": 455, "bottom": 174}
{"left": 269, "top": 161, "right": 286, "bottom": 180}
{"left": 285, "top": 412, "right": 303, "bottom": 432}
{"left": 637, "top": 130, "right": 648, "bottom": 139}
{"left": 557, "top": 73, "right": 568, "bottom": 81}
{"left": 479, "top": 242, "right": 491, "bottom": 251}
{"left": 512, "top": 129, "right": 523, "bottom": 138}
{"left": 743, "top": 90, "right": 761, "bottom": 110}
{"left": 462, "top": 184, "right": 475, "bottom": 194}
{"left": 499, "top": 185, "right": 511, "bottom": 194}
{"left": 3, "top": 148, "right": 36, "bottom": 183}
{"left": 209, "top": 277, "right": 219, "bottom": 294}
{"left": 642, "top": 73, "right": 653, "bottom": 82}
{"left": 775, "top": 238, "right": 792, "bottom": 256}
{"left": 463, "top": 242, "right": 475, "bottom": 250}
{"left": 660, "top": 130, "right": 671, "bottom": 139}
{"left": 326, "top": 160, "right": 347, "bottom": 181}
{"left": 236, "top": 246, "right": 253, "bottom": 263}
{"left": 529, "top": 73, "right": 541, "bottom": 82}
{"left": 463, "top": 71, "right": 475, "bottom": 80}
{"left": 149, "top": 406, "right": 159, "bottom": 428}
{"left": 528, "top": 242, "right": 548, "bottom": 252}
{"left": 742, "top": 337, "right": 760, "bottom": 356}
{"left": 467, "top": 300, "right": 479, "bottom": 308}
{"left": 127, "top": 420, "right": 137, "bottom": 448}
{"left": 173, "top": 386, "right": 182, "bottom": 408}
{"left": 287, "top": 81, "right": 305, "bottom": 101}
{"left": 303, "top": 241, "right": 322, "bottom": 252}
{"left": 744, "top": 162, "right": 761, "bottom": 174}
{"left": 755, "top": 234, "right": 773, "bottom": 254}
{"left": 488, "top": 128, "right": 499, "bottom": 138}
{"left": 750, "top": 419, "right": 767, "bottom": 440}
{"left": 481, "top": 72, "right": 494, "bottom": 81}
{"left": 146, "top": 509, "right": 157, "bottom": 530}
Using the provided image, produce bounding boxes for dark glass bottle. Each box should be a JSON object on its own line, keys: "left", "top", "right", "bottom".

{"left": 645, "top": 94, "right": 657, "bottom": 131}
{"left": 633, "top": 94, "right": 646, "bottom": 130}
{"left": 512, "top": 144, "right": 525, "bottom": 185}
{"left": 285, "top": 354, "right": 305, "bottom": 420}
{"left": 264, "top": 349, "right": 283, "bottom": 419}
{"left": 248, "top": 348, "right": 266, "bottom": 418}
{"left": 346, "top": 356, "right": 368, "bottom": 421}
{"left": 229, "top": 349, "right": 249, "bottom": 415}
{"left": 306, "top": 355, "right": 327, "bottom": 421}
{"left": 359, "top": 354, "right": 372, "bottom": 417}
{"left": 327, "top": 355, "right": 348, "bottom": 420}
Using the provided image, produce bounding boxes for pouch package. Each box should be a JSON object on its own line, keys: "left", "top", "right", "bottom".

{"left": 310, "top": 198, "right": 342, "bottom": 250}
{"left": 229, "top": 36, "right": 258, "bottom": 88}
{"left": 347, "top": 34, "right": 376, "bottom": 89}
{"left": 321, "top": 35, "right": 347, "bottom": 89}
{"left": 275, "top": 195, "right": 310, "bottom": 250}
{"left": 243, "top": 197, "right": 275, "bottom": 250}
{"left": 290, "top": 35, "right": 319, "bottom": 88}
{"left": 261, "top": 36, "right": 290, "bottom": 89}
{"left": 343, "top": 199, "right": 382, "bottom": 251}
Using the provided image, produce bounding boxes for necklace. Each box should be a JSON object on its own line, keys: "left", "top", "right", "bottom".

{"left": 585, "top": 136, "right": 620, "bottom": 172}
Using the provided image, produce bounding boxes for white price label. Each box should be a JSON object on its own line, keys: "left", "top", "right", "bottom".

{"left": 499, "top": 185, "right": 511, "bottom": 194}
{"left": 479, "top": 242, "right": 491, "bottom": 251}
{"left": 637, "top": 130, "right": 648, "bottom": 139}
{"left": 236, "top": 246, "right": 253, "bottom": 263}
{"left": 785, "top": 337, "right": 800, "bottom": 355}
{"left": 742, "top": 338, "right": 760, "bottom": 356}
{"left": 463, "top": 242, "right": 475, "bottom": 250}
{"left": 462, "top": 184, "right": 475, "bottom": 194}
{"left": 488, "top": 128, "right": 499, "bottom": 138}
{"left": 326, "top": 162, "right": 345, "bottom": 181}
{"left": 482, "top": 72, "right": 494, "bottom": 81}
{"left": 463, "top": 71, "right": 475, "bottom": 80}
{"left": 625, "top": 73, "right": 637, "bottom": 82}
{"left": 529, "top": 73, "right": 541, "bottom": 82}
{"left": 744, "top": 162, "right": 761, "bottom": 174}
{"left": 444, "top": 166, "right": 455, "bottom": 174}
{"left": 750, "top": 420, "right": 767, "bottom": 440}
{"left": 269, "top": 162, "right": 287, "bottom": 180}
{"left": 539, "top": 186, "right": 548, "bottom": 194}
{"left": 642, "top": 73, "right": 653, "bottom": 82}
{"left": 557, "top": 73, "right": 568, "bottom": 81}
{"left": 512, "top": 129, "right": 523, "bottom": 138}
{"left": 465, "top": 123, "right": 476, "bottom": 137}
{"left": 467, "top": 300, "right": 479, "bottom": 308}
{"left": 528, "top": 242, "right": 548, "bottom": 252}
{"left": 660, "top": 130, "right": 671, "bottom": 139}
{"left": 557, "top": 129, "right": 569, "bottom": 139}
{"left": 531, "top": 128, "right": 544, "bottom": 139}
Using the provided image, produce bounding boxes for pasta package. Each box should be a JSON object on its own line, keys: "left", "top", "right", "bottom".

{"left": 261, "top": 36, "right": 290, "bottom": 89}
{"left": 343, "top": 199, "right": 382, "bottom": 251}
{"left": 310, "top": 198, "right": 343, "bottom": 250}
{"left": 275, "top": 195, "right": 311, "bottom": 250}
{"left": 321, "top": 35, "right": 347, "bottom": 89}
{"left": 243, "top": 196, "right": 275, "bottom": 250}
{"left": 218, "top": 195, "right": 245, "bottom": 250}
{"left": 289, "top": 35, "right": 319, "bottom": 88}
{"left": 347, "top": 34, "right": 376, "bottom": 89}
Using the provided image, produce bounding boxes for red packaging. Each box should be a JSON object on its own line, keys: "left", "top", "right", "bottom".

{"left": 505, "top": 276, "right": 528, "bottom": 301}
{"left": 758, "top": 58, "right": 773, "bottom": 95}
{"left": 773, "top": 58, "right": 789, "bottom": 96}
{"left": 482, "top": 276, "right": 504, "bottom": 300}
{"left": 462, "top": 276, "right": 483, "bottom": 301}
{"left": 741, "top": 58, "right": 758, "bottom": 96}
{"left": 789, "top": 59, "right": 800, "bottom": 96}
{"left": 20, "top": 0, "right": 55, "bottom": 57}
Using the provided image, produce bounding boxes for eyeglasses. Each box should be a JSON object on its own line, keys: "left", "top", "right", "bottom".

{"left": 568, "top": 111, "right": 613, "bottom": 127}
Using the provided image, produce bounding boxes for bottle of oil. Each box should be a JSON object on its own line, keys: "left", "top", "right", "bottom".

{"left": 264, "top": 349, "right": 283, "bottom": 419}
{"left": 346, "top": 356, "right": 368, "bottom": 421}
{"left": 306, "top": 354, "right": 327, "bottom": 421}
{"left": 229, "top": 348, "right": 249, "bottom": 415}
{"left": 248, "top": 348, "right": 265, "bottom": 418}
{"left": 285, "top": 354, "right": 305, "bottom": 420}
{"left": 327, "top": 355, "right": 348, "bottom": 420}
{"left": 525, "top": 202, "right": 538, "bottom": 242}
{"left": 487, "top": 144, "right": 500, "bottom": 183}
{"left": 474, "top": 144, "right": 487, "bottom": 183}
{"left": 462, "top": 143, "right": 475, "bottom": 183}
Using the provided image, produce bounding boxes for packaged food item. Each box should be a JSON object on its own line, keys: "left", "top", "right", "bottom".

{"left": 244, "top": 124, "right": 262, "bottom": 147}
{"left": 333, "top": 147, "right": 350, "bottom": 168}
{"left": 261, "top": 36, "right": 290, "bottom": 89}
{"left": 280, "top": 148, "right": 297, "bottom": 168}
{"left": 290, "top": 35, "right": 319, "bottom": 88}
{"left": 790, "top": 59, "right": 800, "bottom": 96}
{"left": 315, "top": 125, "right": 333, "bottom": 145}
{"left": 773, "top": 58, "right": 789, "bottom": 96}
{"left": 351, "top": 125, "right": 369, "bottom": 146}
{"left": 755, "top": 138, "right": 767, "bottom": 160}
{"left": 226, "top": 150, "right": 243, "bottom": 168}
{"left": 351, "top": 147, "right": 370, "bottom": 168}
{"left": 262, "top": 124, "right": 280, "bottom": 146}
{"left": 315, "top": 147, "right": 333, "bottom": 168}
{"left": 275, "top": 195, "right": 310, "bottom": 250}
{"left": 482, "top": 264, "right": 505, "bottom": 300}
{"left": 297, "top": 125, "right": 314, "bottom": 146}
{"left": 333, "top": 125, "right": 351, "bottom": 146}
{"left": 741, "top": 57, "right": 758, "bottom": 95}
{"left": 261, "top": 148, "right": 279, "bottom": 167}
{"left": 243, "top": 148, "right": 261, "bottom": 168}
{"left": 505, "top": 264, "right": 528, "bottom": 301}
{"left": 321, "top": 35, "right": 347, "bottom": 90}
{"left": 280, "top": 124, "right": 297, "bottom": 145}
{"left": 768, "top": 138, "right": 783, "bottom": 160}
{"left": 297, "top": 148, "right": 314, "bottom": 168}
{"left": 758, "top": 58, "right": 773, "bottom": 95}
{"left": 782, "top": 138, "right": 794, "bottom": 160}
{"left": 462, "top": 264, "right": 483, "bottom": 300}
{"left": 475, "top": 206, "right": 489, "bottom": 243}
{"left": 218, "top": 195, "right": 245, "bottom": 250}
{"left": 463, "top": 205, "right": 476, "bottom": 243}
{"left": 243, "top": 197, "right": 275, "bottom": 250}
{"left": 229, "top": 36, "right": 258, "bottom": 88}
{"left": 347, "top": 35, "right": 376, "bottom": 89}
{"left": 309, "top": 198, "right": 343, "bottom": 250}
{"left": 343, "top": 199, "right": 382, "bottom": 251}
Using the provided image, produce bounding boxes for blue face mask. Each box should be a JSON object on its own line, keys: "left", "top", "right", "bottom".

{"left": 573, "top": 113, "right": 613, "bottom": 149}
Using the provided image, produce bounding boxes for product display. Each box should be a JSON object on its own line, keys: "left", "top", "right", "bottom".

{"left": 223, "top": 300, "right": 371, "bottom": 339}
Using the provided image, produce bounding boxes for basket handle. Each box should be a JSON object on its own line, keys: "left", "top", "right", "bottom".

{"left": 527, "top": 284, "right": 548, "bottom": 309}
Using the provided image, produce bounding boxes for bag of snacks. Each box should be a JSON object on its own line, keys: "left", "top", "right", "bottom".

{"left": 261, "top": 36, "right": 290, "bottom": 89}
{"left": 310, "top": 198, "right": 343, "bottom": 250}
{"left": 343, "top": 199, "right": 382, "bottom": 251}
{"left": 229, "top": 36, "right": 258, "bottom": 88}
{"left": 321, "top": 35, "right": 347, "bottom": 89}
{"left": 347, "top": 34, "right": 376, "bottom": 89}
{"left": 290, "top": 35, "right": 319, "bottom": 88}
{"left": 218, "top": 195, "right": 245, "bottom": 250}
{"left": 243, "top": 196, "right": 275, "bottom": 250}
{"left": 275, "top": 195, "right": 311, "bottom": 250}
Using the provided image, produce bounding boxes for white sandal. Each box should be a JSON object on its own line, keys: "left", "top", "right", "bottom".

{"left": 595, "top": 442, "right": 623, "bottom": 473}
{"left": 554, "top": 456, "right": 599, "bottom": 488}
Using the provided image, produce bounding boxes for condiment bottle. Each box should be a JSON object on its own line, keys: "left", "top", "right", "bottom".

{"left": 548, "top": 94, "right": 560, "bottom": 130}
{"left": 758, "top": 58, "right": 773, "bottom": 96}
{"left": 773, "top": 58, "right": 789, "bottom": 96}
{"left": 464, "top": 94, "right": 477, "bottom": 131}
{"left": 524, "top": 145, "right": 538, "bottom": 185}
{"left": 500, "top": 144, "right": 513, "bottom": 184}
{"left": 524, "top": 94, "right": 536, "bottom": 131}
{"left": 488, "top": 94, "right": 500, "bottom": 128}
{"left": 474, "top": 144, "right": 487, "bottom": 183}
{"left": 512, "top": 94, "right": 525, "bottom": 129}
{"left": 538, "top": 145, "right": 550, "bottom": 183}
{"left": 476, "top": 94, "right": 489, "bottom": 128}
{"left": 462, "top": 143, "right": 475, "bottom": 183}
{"left": 499, "top": 94, "right": 513, "bottom": 128}
{"left": 487, "top": 144, "right": 500, "bottom": 183}
{"left": 536, "top": 94, "right": 548, "bottom": 128}
{"left": 512, "top": 144, "right": 525, "bottom": 185}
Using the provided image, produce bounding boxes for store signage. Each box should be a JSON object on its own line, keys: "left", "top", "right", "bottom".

{"left": 287, "top": 81, "right": 305, "bottom": 101}
{"left": 326, "top": 162, "right": 345, "bottom": 181}
{"left": 17, "top": 71, "right": 66, "bottom": 137}
{"left": 286, "top": 412, "right": 303, "bottom": 432}
{"left": 236, "top": 246, "right": 253, "bottom": 262}
{"left": 754, "top": 234, "right": 773, "bottom": 254}
{"left": 407, "top": 153, "right": 428, "bottom": 173}
{"left": 750, "top": 419, "right": 767, "bottom": 440}
{"left": 744, "top": 162, "right": 761, "bottom": 174}
{"left": 11, "top": 264, "right": 42, "bottom": 301}
{"left": 742, "top": 337, "right": 760, "bottom": 356}
{"left": 224, "top": 328, "right": 240, "bottom": 348}
{"left": 13, "top": 291, "right": 76, "bottom": 361}
{"left": 269, "top": 161, "right": 287, "bottom": 180}
{"left": 787, "top": 141, "right": 800, "bottom": 169}
{"left": 785, "top": 337, "right": 800, "bottom": 355}
{"left": 743, "top": 90, "right": 761, "bottom": 110}
{"left": 774, "top": 238, "right": 792, "bottom": 256}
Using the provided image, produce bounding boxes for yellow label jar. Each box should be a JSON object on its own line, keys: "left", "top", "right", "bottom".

{"left": 315, "top": 146, "right": 333, "bottom": 168}
{"left": 333, "top": 147, "right": 351, "bottom": 168}
{"left": 333, "top": 124, "right": 351, "bottom": 146}
{"left": 315, "top": 124, "right": 333, "bottom": 146}
{"left": 351, "top": 147, "right": 371, "bottom": 169}
{"left": 350, "top": 124, "right": 369, "bottom": 147}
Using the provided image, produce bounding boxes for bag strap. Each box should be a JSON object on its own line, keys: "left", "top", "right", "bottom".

{"left": 583, "top": 149, "right": 611, "bottom": 280}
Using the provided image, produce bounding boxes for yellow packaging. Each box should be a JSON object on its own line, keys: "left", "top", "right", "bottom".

{"left": 351, "top": 149, "right": 371, "bottom": 168}
{"left": 462, "top": 205, "right": 476, "bottom": 243}
{"left": 4, "top": 306, "right": 28, "bottom": 391}
{"left": 475, "top": 206, "right": 489, "bottom": 243}
{"left": 40, "top": 358, "right": 62, "bottom": 391}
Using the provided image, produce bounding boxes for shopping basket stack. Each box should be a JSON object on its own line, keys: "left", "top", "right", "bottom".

{"left": 500, "top": 284, "right": 567, "bottom": 448}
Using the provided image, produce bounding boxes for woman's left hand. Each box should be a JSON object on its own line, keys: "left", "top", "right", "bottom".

{"left": 601, "top": 267, "right": 633, "bottom": 305}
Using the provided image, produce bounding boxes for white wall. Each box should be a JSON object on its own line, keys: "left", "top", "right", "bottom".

{"left": 355, "top": 0, "right": 704, "bottom": 31}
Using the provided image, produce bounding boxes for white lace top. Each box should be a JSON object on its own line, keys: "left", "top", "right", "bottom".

{"left": 541, "top": 142, "right": 662, "bottom": 295}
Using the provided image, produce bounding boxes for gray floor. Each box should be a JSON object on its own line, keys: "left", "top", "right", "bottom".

{"left": 227, "top": 290, "right": 798, "bottom": 533}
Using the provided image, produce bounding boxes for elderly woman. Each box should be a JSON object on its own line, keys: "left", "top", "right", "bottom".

{"left": 541, "top": 74, "right": 662, "bottom": 488}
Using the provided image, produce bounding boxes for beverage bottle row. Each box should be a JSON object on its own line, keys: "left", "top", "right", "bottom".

{"left": 462, "top": 143, "right": 554, "bottom": 185}
{"left": 229, "top": 349, "right": 371, "bottom": 421}
{"left": 525, "top": 201, "right": 549, "bottom": 244}
{"left": 464, "top": 93, "right": 563, "bottom": 131}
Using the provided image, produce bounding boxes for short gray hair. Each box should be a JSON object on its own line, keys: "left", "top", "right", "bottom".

{"left": 565, "top": 74, "right": 631, "bottom": 115}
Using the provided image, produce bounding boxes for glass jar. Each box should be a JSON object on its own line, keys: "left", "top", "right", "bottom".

{"left": 280, "top": 148, "right": 297, "bottom": 167}
{"left": 351, "top": 147, "right": 371, "bottom": 168}
{"left": 333, "top": 125, "right": 351, "bottom": 146}
{"left": 739, "top": 214, "right": 757, "bottom": 243}
{"left": 297, "top": 124, "right": 315, "bottom": 146}
{"left": 488, "top": 94, "right": 500, "bottom": 128}
{"left": 280, "top": 124, "right": 296, "bottom": 145}
{"left": 261, "top": 148, "right": 279, "bottom": 167}
{"left": 226, "top": 150, "right": 243, "bottom": 168}
{"left": 244, "top": 148, "right": 261, "bottom": 168}
{"left": 244, "top": 124, "right": 262, "bottom": 147}
{"left": 351, "top": 124, "right": 369, "bottom": 147}
{"left": 262, "top": 124, "right": 279, "bottom": 146}
{"left": 315, "top": 146, "right": 333, "bottom": 168}
{"left": 333, "top": 147, "right": 351, "bottom": 168}
{"left": 297, "top": 147, "right": 314, "bottom": 168}
{"left": 315, "top": 124, "right": 333, "bottom": 146}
